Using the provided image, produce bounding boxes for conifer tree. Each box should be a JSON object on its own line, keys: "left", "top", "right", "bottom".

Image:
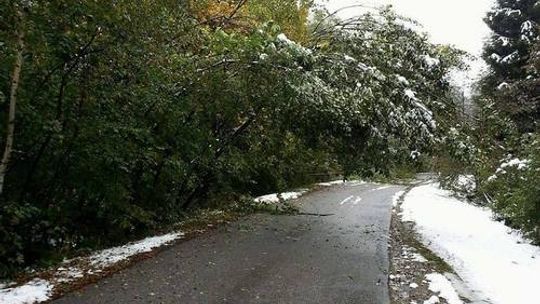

{"left": 484, "top": 0, "right": 539, "bottom": 81}
{"left": 482, "top": 0, "right": 539, "bottom": 131}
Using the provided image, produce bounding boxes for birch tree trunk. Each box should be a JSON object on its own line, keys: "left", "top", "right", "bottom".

{"left": 0, "top": 7, "right": 25, "bottom": 195}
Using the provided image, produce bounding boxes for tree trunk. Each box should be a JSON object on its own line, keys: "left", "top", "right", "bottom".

{"left": 0, "top": 8, "right": 25, "bottom": 196}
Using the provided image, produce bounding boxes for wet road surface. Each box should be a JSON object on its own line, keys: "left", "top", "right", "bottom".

{"left": 54, "top": 182, "right": 404, "bottom": 304}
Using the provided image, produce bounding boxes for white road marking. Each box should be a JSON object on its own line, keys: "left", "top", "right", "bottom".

{"left": 339, "top": 196, "right": 354, "bottom": 205}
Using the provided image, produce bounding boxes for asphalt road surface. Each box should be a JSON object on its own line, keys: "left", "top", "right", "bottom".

{"left": 54, "top": 182, "right": 405, "bottom": 304}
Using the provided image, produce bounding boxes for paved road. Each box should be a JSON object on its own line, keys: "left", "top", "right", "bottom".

{"left": 54, "top": 182, "right": 404, "bottom": 304}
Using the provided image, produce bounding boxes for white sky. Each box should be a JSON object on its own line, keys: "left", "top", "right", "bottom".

{"left": 318, "top": 0, "right": 497, "bottom": 95}
{"left": 320, "top": 0, "right": 495, "bottom": 56}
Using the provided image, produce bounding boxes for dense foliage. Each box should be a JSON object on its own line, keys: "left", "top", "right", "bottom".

{"left": 0, "top": 1, "right": 461, "bottom": 275}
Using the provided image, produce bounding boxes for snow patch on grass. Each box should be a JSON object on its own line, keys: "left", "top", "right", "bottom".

{"left": 0, "top": 279, "right": 53, "bottom": 304}
{"left": 454, "top": 174, "right": 476, "bottom": 192}
{"left": 425, "top": 273, "right": 463, "bottom": 304}
{"left": 402, "top": 183, "right": 540, "bottom": 304}
{"left": 423, "top": 295, "right": 440, "bottom": 304}
{"left": 411, "top": 253, "right": 428, "bottom": 263}
{"left": 400, "top": 245, "right": 428, "bottom": 263}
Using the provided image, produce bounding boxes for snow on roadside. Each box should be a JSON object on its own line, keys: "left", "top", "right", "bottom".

{"left": 317, "top": 179, "right": 366, "bottom": 187}
{"left": 317, "top": 180, "right": 346, "bottom": 186}
{"left": 392, "top": 190, "right": 405, "bottom": 207}
{"left": 88, "top": 232, "right": 184, "bottom": 268}
{"left": 253, "top": 191, "right": 307, "bottom": 204}
{"left": 401, "top": 183, "right": 540, "bottom": 304}
{"left": 0, "top": 232, "right": 184, "bottom": 304}
{"left": 0, "top": 279, "right": 53, "bottom": 304}
{"left": 425, "top": 273, "right": 463, "bottom": 304}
